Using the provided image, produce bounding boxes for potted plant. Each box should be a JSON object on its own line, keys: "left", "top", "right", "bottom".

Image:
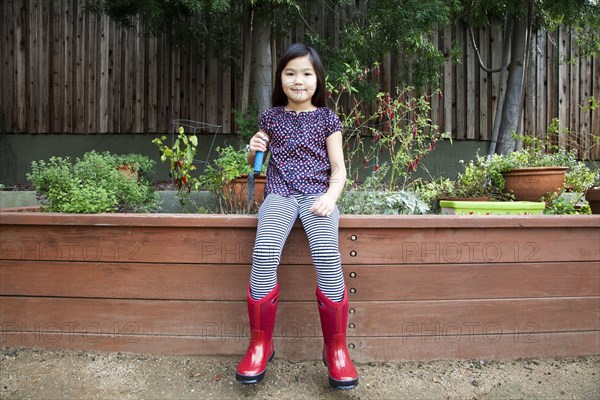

{"left": 482, "top": 140, "right": 560, "bottom": 202}
{"left": 199, "top": 145, "right": 266, "bottom": 213}
{"left": 496, "top": 148, "right": 596, "bottom": 206}
{"left": 487, "top": 122, "right": 600, "bottom": 204}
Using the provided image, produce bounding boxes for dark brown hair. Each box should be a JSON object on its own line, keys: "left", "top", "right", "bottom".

{"left": 271, "top": 43, "right": 326, "bottom": 108}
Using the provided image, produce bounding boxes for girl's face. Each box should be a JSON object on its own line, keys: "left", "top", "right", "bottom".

{"left": 281, "top": 55, "right": 317, "bottom": 109}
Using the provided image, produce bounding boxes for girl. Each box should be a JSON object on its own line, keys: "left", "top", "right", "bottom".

{"left": 235, "top": 43, "right": 358, "bottom": 390}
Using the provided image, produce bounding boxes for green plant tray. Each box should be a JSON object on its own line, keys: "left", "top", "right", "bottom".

{"left": 440, "top": 201, "right": 545, "bottom": 215}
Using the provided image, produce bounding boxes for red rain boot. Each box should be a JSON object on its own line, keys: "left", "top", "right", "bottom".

{"left": 316, "top": 287, "right": 359, "bottom": 389}
{"left": 235, "top": 284, "right": 279, "bottom": 384}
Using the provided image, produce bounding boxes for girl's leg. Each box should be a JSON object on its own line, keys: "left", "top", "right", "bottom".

{"left": 250, "top": 193, "right": 299, "bottom": 299}
{"left": 237, "top": 193, "right": 298, "bottom": 385}
{"left": 297, "top": 194, "right": 358, "bottom": 389}
{"left": 297, "top": 194, "right": 345, "bottom": 302}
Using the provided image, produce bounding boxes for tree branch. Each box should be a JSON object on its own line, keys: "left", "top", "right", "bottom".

{"left": 468, "top": 25, "right": 502, "bottom": 73}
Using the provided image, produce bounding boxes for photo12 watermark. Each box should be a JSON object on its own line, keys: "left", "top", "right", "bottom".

{"left": 1, "top": 321, "right": 140, "bottom": 344}
{"left": 400, "top": 321, "right": 540, "bottom": 344}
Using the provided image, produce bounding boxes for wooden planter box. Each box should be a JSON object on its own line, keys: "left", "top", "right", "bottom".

{"left": 1, "top": 211, "right": 598, "bottom": 362}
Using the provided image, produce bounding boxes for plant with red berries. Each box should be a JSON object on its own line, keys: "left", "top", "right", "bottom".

{"left": 328, "top": 65, "right": 450, "bottom": 190}
{"left": 367, "top": 87, "right": 451, "bottom": 190}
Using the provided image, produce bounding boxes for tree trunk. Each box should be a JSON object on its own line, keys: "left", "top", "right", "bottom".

{"left": 240, "top": 3, "right": 253, "bottom": 113}
{"left": 496, "top": 14, "right": 529, "bottom": 155}
{"left": 252, "top": 18, "right": 272, "bottom": 113}
{"left": 487, "top": 14, "right": 513, "bottom": 157}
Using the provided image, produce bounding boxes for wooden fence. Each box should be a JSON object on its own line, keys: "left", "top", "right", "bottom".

{"left": 1, "top": 1, "right": 598, "bottom": 151}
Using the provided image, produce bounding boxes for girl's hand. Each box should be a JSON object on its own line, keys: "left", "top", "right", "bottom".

{"left": 310, "top": 194, "right": 336, "bottom": 217}
{"left": 249, "top": 131, "right": 269, "bottom": 154}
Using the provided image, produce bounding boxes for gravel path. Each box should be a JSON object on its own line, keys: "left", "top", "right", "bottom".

{"left": 1, "top": 347, "right": 599, "bottom": 400}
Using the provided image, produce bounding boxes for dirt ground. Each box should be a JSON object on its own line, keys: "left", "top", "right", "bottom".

{"left": 1, "top": 347, "right": 599, "bottom": 400}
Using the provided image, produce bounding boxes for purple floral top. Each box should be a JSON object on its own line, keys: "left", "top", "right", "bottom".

{"left": 259, "top": 106, "right": 342, "bottom": 196}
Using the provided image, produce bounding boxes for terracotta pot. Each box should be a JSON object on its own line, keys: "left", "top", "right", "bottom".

{"left": 222, "top": 174, "right": 266, "bottom": 213}
{"left": 585, "top": 187, "right": 600, "bottom": 214}
{"left": 502, "top": 167, "right": 567, "bottom": 202}
{"left": 117, "top": 164, "right": 138, "bottom": 180}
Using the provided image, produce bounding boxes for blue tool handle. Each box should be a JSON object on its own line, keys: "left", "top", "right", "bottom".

{"left": 253, "top": 151, "right": 264, "bottom": 175}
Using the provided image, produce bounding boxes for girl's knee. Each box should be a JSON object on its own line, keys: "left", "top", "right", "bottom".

{"left": 253, "top": 242, "right": 283, "bottom": 264}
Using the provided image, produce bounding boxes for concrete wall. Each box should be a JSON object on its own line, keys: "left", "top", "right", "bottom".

{"left": 0, "top": 133, "right": 488, "bottom": 187}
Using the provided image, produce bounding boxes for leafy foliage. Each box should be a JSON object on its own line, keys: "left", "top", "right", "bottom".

{"left": 27, "top": 151, "right": 159, "bottom": 213}
{"left": 412, "top": 153, "right": 514, "bottom": 211}
{"left": 199, "top": 145, "right": 254, "bottom": 194}
{"left": 545, "top": 195, "right": 591, "bottom": 215}
{"left": 339, "top": 163, "right": 430, "bottom": 215}
{"left": 233, "top": 104, "right": 260, "bottom": 143}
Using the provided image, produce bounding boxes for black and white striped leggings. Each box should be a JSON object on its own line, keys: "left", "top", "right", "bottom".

{"left": 249, "top": 193, "right": 345, "bottom": 302}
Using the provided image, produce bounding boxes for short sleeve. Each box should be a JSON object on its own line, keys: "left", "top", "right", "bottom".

{"left": 325, "top": 108, "right": 342, "bottom": 137}
{"left": 258, "top": 109, "right": 272, "bottom": 135}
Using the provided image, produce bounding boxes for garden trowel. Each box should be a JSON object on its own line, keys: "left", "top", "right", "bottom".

{"left": 247, "top": 150, "right": 264, "bottom": 213}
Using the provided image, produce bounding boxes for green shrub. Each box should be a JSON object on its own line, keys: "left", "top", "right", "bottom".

{"left": 27, "top": 151, "right": 159, "bottom": 213}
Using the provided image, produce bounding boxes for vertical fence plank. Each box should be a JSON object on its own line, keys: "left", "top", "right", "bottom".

{"left": 27, "top": 0, "right": 37, "bottom": 133}
{"left": 535, "top": 31, "right": 547, "bottom": 138}
{"left": 74, "top": 1, "right": 84, "bottom": 133}
{"left": 430, "top": 31, "right": 441, "bottom": 134}
{"left": 98, "top": 15, "right": 109, "bottom": 133}
{"left": 558, "top": 27, "right": 569, "bottom": 149}
{"left": 15, "top": 0, "right": 26, "bottom": 131}
{"left": 443, "top": 25, "right": 454, "bottom": 136}
{"left": 39, "top": 0, "right": 49, "bottom": 133}
{"left": 222, "top": 61, "right": 231, "bottom": 133}
{"left": 478, "top": 26, "right": 490, "bottom": 140}
{"left": 134, "top": 20, "right": 144, "bottom": 133}
{"left": 159, "top": 35, "right": 171, "bottom": 132}
{"left": 64, "top": 0, "right": 74, "bottom": 133}
{"left": 568, "top": 31, "right": 580, "bottom": 146}
{"left": 592, "top": 58, "right": 600, "bottom": 160}
{"left": 146, "top": 34, "right": 157, "bottom": 133}
{"left": 48, "top": 0, "right": 60, "bottom": 133}
{"left": 579, "top": 55, "right": 592, "bottom": 157}
{"left": 197, "top": 49, "right": 206, "bottom": 129}
{"left": 172, "top": 46, "right": 182, "bottom": 123}
{"left": 524, "top": 33, "right": 536, "bottom": 138}
{"left": 114, "top": 24, "right": 122, "bottom": 132}
{"left": 84, "top": 9, "right": 96, "bottom": 133}
{"left": 1, "top": 1, "right": 15, "bottom": 131}
{"left": 455, "top": 24, "right": 466, "bottom": 140}
{"left": 206, "top": 53, "right": 218, "bottom": 126}
{"left": 546, "top": 30, "right": 558, "bottom": 135}
{"left": 466, "top": 25, "right": 476, "bottom": 140}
